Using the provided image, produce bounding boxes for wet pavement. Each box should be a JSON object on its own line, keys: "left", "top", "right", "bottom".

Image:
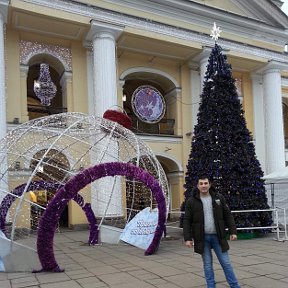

{"left": 1, "top": 226, "right": 288, "bottom": 287}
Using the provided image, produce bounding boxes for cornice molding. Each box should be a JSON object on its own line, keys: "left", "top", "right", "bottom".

{"left": 112, "top": 0, "right": 288, "bottom": 39}
{"left": 255, "top": 60, "right": 288, "bottom": 73}
{"left": 85, "top": 20, "right": 124, "bottom": 42}
{"left": 21, "top": 0, "right": 288, "bottom": 64}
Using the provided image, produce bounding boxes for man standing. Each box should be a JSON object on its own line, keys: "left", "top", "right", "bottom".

{"left": 183, "top": 175, "right": 240, "bottom": 288}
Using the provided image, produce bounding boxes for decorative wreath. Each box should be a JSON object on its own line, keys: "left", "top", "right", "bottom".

{"left": 36, "top": 162, "right": 166, "bottom": 272}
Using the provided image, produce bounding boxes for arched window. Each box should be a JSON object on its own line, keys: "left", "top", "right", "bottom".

{"left": 121, "top": 69, "right": 179, "bottom": 135}
{"left": 27, "top": 63, "right": 66, "bottom": 120}
{"left": 283, "top": 101, "right": 288, "bottom": 149}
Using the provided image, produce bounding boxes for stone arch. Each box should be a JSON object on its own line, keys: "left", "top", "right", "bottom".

{"left": 30, "top": 148, "right": 71, "bottom": 182}
{"left": 28, "top": 53, "right": 66, "bottom": 76}
{"left": 23, "top": 144, "right": 77, "bottom": 171}
{"left": 0, "top": 181, "right": 98, "bottom": 245}
{"left": 26, "top": 56, "right": 65, "bottom": 120}
{"left": 155, "top": 152, "right": 183, "bottom": 172}
{"left": 19, "top": 41, "right": 71, "bottom": 121}
{"left": 29, "top": 149, "right": 71, "bottom": 227}
{"left": 119, "top": 67, "right": 180, "bottom": 89}
{"left": 120, "top": 67, "right": 181, "bottom": 135}
{"left": 155, "top": 153, "right": 184, "bottom": 215}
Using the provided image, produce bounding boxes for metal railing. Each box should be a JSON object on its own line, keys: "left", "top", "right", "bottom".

{"left": 167, "top": 207, "right": 288, "bottom": 242}
{"left": 28, "top": 104, "right": 67, "bottom": 115}
{"left": 129, "top": 116, "right": 175, "bottom": 135}
{"left": 230, "top": 208, "right": 288, "bottom": 242}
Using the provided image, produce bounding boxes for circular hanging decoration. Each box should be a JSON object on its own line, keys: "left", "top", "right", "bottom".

{"left": 131, "top": 85, "right": 166, "bottom": 123}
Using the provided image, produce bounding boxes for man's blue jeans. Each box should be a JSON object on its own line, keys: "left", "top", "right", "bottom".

{"left": 202, "top": 234, "right": 240, "bottom": 288}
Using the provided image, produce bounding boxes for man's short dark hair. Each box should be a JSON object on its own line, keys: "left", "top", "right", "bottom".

{"left": 197, "top": 175, "right": 212, "bottom": 183}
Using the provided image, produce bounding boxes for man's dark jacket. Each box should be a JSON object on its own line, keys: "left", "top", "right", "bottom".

{"left": 183, "top": 189, "right": 237, "bottom": 255}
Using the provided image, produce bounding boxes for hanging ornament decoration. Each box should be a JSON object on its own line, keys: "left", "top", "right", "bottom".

{"left": 33, "top": 63, "right": 57, "bottom": 106}
{"left": 103, "top": 107, "right": 132, "bottom": 129}
{"left": 102, "top": 106, "right": 132, "bottom": 138}
{"left": 131, "top": 85, "right": 166, "bottom": 124}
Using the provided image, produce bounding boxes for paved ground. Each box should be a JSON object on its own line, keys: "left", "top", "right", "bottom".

{"left": 1, "top": 226, "right": 288, "bottom": 288}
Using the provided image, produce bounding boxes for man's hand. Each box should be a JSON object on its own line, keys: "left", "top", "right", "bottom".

{"left": 185, "top": 240, "right": 193, "bottom": 248}
{"left": 230, "top": 234, "right": 237, "bottom": 241}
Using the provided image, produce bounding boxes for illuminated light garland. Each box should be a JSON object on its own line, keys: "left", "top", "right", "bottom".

{"left": 0, "top": 112, "right": 169, "bottom": 272}
{"left": 0, "top": 181, "right": 98, "bottom": 245}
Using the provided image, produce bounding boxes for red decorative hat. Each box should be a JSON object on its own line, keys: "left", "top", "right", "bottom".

{"left": 103, "top": 108, "right": 132, "bottom": 129}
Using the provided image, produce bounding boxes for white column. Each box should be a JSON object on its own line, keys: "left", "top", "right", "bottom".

{"left": 86, "top": 20, "right": 123, "bottom": 117}
{"left": 197, "top": 47, "right": 211, "bottom": 92}
{"left": 189, "top": 62, "right": 200, "bottom": 131}
{"left": 190, "top": 48, "right": 211, "bottom": 132}
{"left": 19, "top": 65, "right": 29, "bottom": 123}
{"left": 251, "top": 74, "right": 266, "bottom": 173}
{"left": 0, "top": 1, "right": 9, "bottom": 203}
{"left": 60, "top": 72, "right": 73, "bottom": 111}
{"left": 85, "top": 21, "right": 124, "bottom": 225}
{"left": 86, "top": 49, "right": 95, "bottom": 116}
{"left": 0, "top": 9, "right": 7, "bottom": 141}
{"left": 263, "top": 66, "right": 285, "bottom": 173}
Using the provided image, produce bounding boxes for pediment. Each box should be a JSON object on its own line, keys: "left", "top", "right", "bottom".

{"left": 75, "top": 0, "right": 288, "bottom": 29}
{"left": 190, "top": 0, "right": 288, "bottom": 29}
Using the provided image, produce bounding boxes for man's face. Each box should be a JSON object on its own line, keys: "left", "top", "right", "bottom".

{"left": 197, "top": 178, "right": 211, "bottom": 195}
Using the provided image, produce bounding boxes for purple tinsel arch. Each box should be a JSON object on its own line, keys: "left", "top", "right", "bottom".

{"left": 37, "top": 162, "right": 167, "bottom": 272}
{"left": 0, "top": 181, "right": 98, "bottom": 245}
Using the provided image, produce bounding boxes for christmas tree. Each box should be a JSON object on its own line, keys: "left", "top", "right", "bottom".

{"left": 182, "top": 25, "right": 272, "bottom": 230}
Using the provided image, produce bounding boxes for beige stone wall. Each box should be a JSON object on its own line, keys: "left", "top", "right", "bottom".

{"left": 4, "top": 0, "right": 285, "bottom": 227}
{"left": 6, "top": 28, "right": 21, "bottom": 123}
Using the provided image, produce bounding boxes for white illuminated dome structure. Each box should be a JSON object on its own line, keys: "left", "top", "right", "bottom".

{"left": 0, "top": 112, "right": 169, "bottom": 272}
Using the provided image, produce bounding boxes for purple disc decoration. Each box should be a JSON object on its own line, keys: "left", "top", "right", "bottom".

{"left": 36, "top": 162, "right": 166, "bottom": 272}
{"left": 131, "top": 85, "right": 166, "bottom": 123}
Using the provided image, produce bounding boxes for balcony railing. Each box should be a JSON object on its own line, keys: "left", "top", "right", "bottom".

{"left": 130, "top": 116, "right": 175, "bottom": 135}
{"left": 28, "top": 104, "right": 67, "bottom": 115}
{"left": 27, "top": 107, "right": 175, "bottom": 135}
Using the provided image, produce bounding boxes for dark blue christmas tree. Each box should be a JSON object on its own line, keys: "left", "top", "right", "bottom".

{"left": 181, "top": 42, "right": 272, "bottom": 230}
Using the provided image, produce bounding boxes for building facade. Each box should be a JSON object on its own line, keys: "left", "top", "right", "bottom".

{"left": 1, "top": 0, "right": 288, "bottom": 227}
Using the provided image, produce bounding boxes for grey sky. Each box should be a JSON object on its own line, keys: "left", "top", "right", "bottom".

{"left": 282, "top": 0, "right": 288, "bottom": 15}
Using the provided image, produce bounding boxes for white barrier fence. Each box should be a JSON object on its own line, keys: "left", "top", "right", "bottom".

{"left": 230, "top": 208, "right": 288, "bottom": 242}
{"left": 167, "top": 207, "right": 288, "bottom": 242}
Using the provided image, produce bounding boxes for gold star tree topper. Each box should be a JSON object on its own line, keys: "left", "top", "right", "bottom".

{"left": 210, "top": 22, "right": 222, "bottom": 41}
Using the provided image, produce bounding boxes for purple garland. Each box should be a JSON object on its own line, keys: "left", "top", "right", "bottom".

{"left": 0, "top": 181, "right": 98, "bottom": 245}
{"left": 37, "top": 162, "right": 166, "bottom": 272}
